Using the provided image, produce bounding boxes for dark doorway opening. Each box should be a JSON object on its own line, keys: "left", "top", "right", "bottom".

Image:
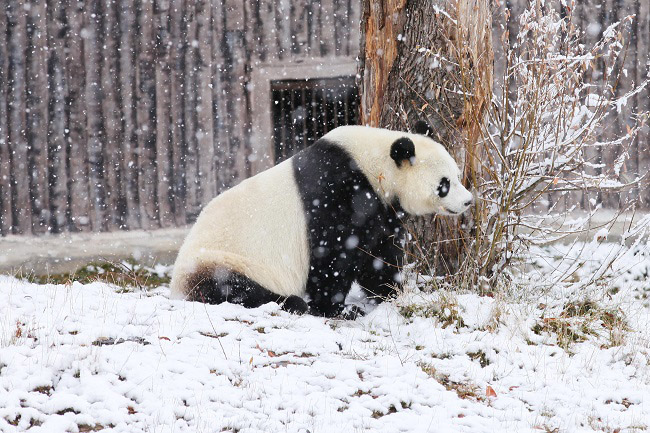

{"left": 271, "top": 76, "right": 359, "bottom": 163}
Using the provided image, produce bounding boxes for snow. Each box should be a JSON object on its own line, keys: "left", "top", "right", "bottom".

{"left": 1, "top": 243, "right": 650, "bottom": 433}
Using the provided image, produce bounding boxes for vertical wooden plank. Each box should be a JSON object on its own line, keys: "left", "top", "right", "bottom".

{"left": 0, "top": 3, "right": 12, "bottom": 235}
{"left": 607, "top": 0, "right": 621, "bottom": 208}
{"left": 634, "top": 0, "right": 648, "bottom": 206}
{"left": 244, "top": 0, "right": 264, "bottom": 64}
{"left": 212, "top": 0, "right": 232, "bottom": 190}
{"left": 183, "top": 0, "right": 201, "bottom": 220}
{"left": 319, "top": 0, "right": 336, "bottom": 57}
{"left": 101, "top": 0, "right": 124, "bottom": 231}
{"left": 628, "top": 0, "right": 640, "bottom": 203}
{"left": 278, "top": 88, "right": 284, "bottom": 160}
{"left": 154, "top": 0, "right": 174, "bottom": 227}
{"left": 301, "top": 87, "right": 308, "bottom": 146}
{"left": 65, "top": 0, "right": 91, "bottom": 232}
{"left": 345, "top": 0, "right": 360, "bottom": 56}
{"left": 594, "top": 0, "right": 609, "bottom": 204}
{"left": 307, "top": 0, "right": 317, "bottom": 55}
{"left": 7, "top": 1, "right": 32, "bottom": 234}
{"left": 118, "top": 0, "right": 141, "bottom": 229}
{"left": 290, "top": 0, "right": 309, "bottom": 56}
{"left": 136, "top": 0, "right": 160, "bottom": 229}
{"left": 333, "top": 0, "right": 346, "bottom": 56}
{"left": 225, "top": 0, "right": 251, "bottom": 181}
{"left": 47, "top": 0, "right": 69, "bottom": 233}
{"left": 84, "top": 0, "right": 108, "bottom": 231}
{"left": 311, "top": 86, "right": 318, "bottom": 140}
{"left": 196, "top": 0, "right": 216, "bottom": 204}
{"left": 275, "top": 0, "right": 291, "bottom": 60}
{"left": 26, "top": 0, "right": 49, "bottom": 233}
{"left": 338, "top": 0, "right": 359, "bottom": 57}
{"left": 169, "top": 0, "right": 187, "bottom": 225}
{"left": 258, "top": 0, "right": 277, "bottom": 62}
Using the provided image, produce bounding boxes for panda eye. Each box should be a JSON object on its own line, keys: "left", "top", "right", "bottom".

{"left": 437, "top": 177, "right": 450, "bottom": 198}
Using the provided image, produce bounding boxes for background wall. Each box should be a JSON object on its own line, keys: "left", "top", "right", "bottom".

{"left": 0, "top": 0, "right": 647, "bottom": 237}
{"left": 0, "top": 0, "right": 360, "bottom": 236}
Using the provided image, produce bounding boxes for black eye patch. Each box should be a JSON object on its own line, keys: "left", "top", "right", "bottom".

{"left": 437, "top": 177, "right": 450, "bottom": 198}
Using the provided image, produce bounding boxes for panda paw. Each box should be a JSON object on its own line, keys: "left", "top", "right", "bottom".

{"left": 281, "top": 296, "right": 309, "bottom": 315}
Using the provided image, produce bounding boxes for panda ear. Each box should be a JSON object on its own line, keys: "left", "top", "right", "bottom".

{"left": 390, "top": 137, "right": 416, "bottom": 168}
{"left": 413, "top": 120, "right": 435, "bottom": 138}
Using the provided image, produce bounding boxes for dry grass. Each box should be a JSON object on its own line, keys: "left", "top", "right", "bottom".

{"left": 15, "top": 258, "right": 171, "bottom": 292}
{"left": 419, "top": 361, "right": 485, "bottom": 402}
{"left": 398, "top": 291, "right": 467, "bottom": 330}
{"left": 532, "top": 300, "right": 628, "bottom": 351}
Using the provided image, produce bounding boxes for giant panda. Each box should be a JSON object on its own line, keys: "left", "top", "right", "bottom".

{"left": 170, "top": 123, "right": 473, "bottom": 317}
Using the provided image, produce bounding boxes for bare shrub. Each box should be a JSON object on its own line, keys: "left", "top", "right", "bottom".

{"left": 411, "top": 0, "right": 649, "bottom": 295}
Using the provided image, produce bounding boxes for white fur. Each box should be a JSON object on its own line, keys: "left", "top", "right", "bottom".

{"left": 170, "top": 158, "right": 310, "bottom": 298}
{"left": 324, "top": 125, "right": 473, "bottom": 216}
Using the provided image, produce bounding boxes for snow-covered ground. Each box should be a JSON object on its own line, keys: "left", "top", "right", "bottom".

{"left": 1, "top": 242, "right": 649, "bottom": 433}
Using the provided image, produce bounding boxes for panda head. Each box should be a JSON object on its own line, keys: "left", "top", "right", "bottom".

{"left": 388, "top": 122, "right": 473, "bottom": 216}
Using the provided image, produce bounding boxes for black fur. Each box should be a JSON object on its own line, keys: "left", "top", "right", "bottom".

{"left": 293, "top": 139, "right": 405, "bottom": 317}
{"left": 413, "top": 120, "right": 435, "bottom": 138}
{"left": 390, "top": 137, "right": 416, "bottom": 167}
{"left": 186, "top": 268, "right": 308, "bottom": 314}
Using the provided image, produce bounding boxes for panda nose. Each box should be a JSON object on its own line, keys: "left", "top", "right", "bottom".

{"left": 463, "top": 199, "right": 472, "bottom": 207}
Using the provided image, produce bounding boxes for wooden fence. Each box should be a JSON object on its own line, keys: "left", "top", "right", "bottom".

{"left": 0, "top": 0, "right": 359, "bottom": 236}
{"left": 0, "top": 0, "right": 647, "bottom": 237}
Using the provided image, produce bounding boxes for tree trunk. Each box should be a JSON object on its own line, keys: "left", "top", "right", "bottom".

{"left": 358, "top": 0, "right": 493, "bottom": 276}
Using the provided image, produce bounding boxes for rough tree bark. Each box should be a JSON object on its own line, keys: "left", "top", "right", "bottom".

{"left": 358, "top": 0, "right": 493, "bottom": 275}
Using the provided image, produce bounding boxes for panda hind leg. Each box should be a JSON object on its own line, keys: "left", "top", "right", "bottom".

{"left": 185, "top": 268, "right": 307, "bottom": 314}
